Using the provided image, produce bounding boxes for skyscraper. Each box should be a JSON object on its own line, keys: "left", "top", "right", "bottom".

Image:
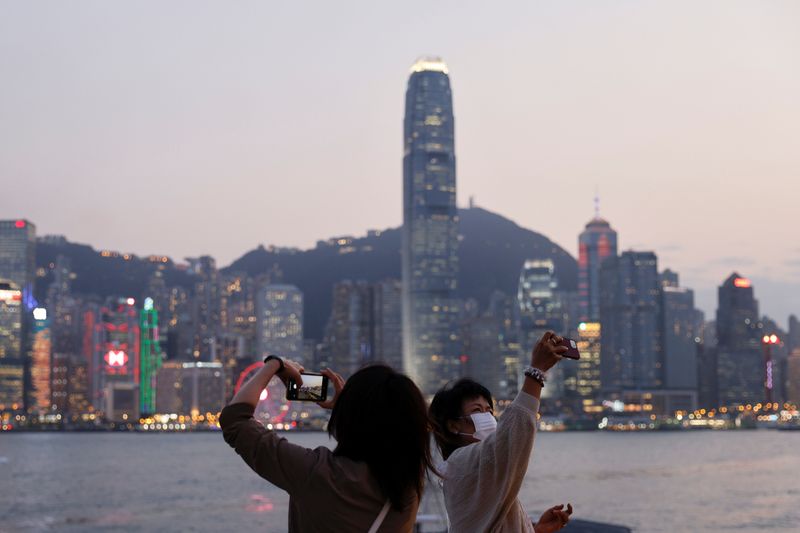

{"left": 578, "top": 211, "right": 617, "bottom": 322}
{"left": 188, "top": 256, "right": 220, "bottom": 361}
{"left": 140, "top": 297, "right": 162, "bottom": 416}
{"left": 0, "top": 220, "right": 36, "bottom": 297}
{"left": 659, "top": 272, "right": 699, "bottom": 391}
{"left": 84, "top": 298, "right": 140, "bottom": 416}
{"left": 372, "top": 279, "right": 403, "bottom": 371}
{"left": 517, "top": 259, "right": 572, "bottom": 399}
{"left": 0, "top": 220, "right": 36, "bottom": 412}
{"left": 28, "top": 307, "right": 51, "bottom": 413}
{"left": 575, "top": 321, "right": 602, "bottom": 413}
{"left": 255, "top": 284, "right": 303, "bottom": 361}
{"left": 715, "top": 273, "right": 763, "bottom": 406}
{"left": 402, "top": 57, "right": 460, "bottom": 393}
{"left": 599, "top": 251, "right": 662, "bottom": 393}
{"left": 324, "top": 281, "right": 374, "bottom": 378}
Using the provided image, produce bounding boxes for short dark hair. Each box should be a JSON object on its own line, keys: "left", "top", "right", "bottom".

{"left": 428, "top": 378, "right": 494, "bottom": 460}
{"left": 328, "top": 365, "right": 434, "bottom": 511}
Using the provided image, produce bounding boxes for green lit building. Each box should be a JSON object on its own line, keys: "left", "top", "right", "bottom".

{"left": 140, "top": 297, "right": 162, "bottom": 416}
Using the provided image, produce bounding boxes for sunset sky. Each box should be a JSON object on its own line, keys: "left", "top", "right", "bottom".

{"left": 2, "top": 1, "right": 798, "bottom": 325}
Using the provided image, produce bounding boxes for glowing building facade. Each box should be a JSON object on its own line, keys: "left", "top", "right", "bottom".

{"left": 0, "top": 219, "right": 35, "bottom": 412}
{"left": 84, "top": 298, "right": 140, "bottom": 417}
{"left": 402, "top": 57, "right": 461, "bottom": 394}
{"left": 29, "top": 308, "right": 52, "bottom": 412}
{"left": 575, "top": 322, "right": 602, "bottom": 412}
{"left": 255, "top": 284, "right": 303, "bottom": 361}
{"left": 140, "top": 298, "right": 162, "bottom": 416}
{"left": 715, "top": 273, "right": 763, "bottom": 406}
{"left": 578, "top": 215, "right": 617, "bottom": 322}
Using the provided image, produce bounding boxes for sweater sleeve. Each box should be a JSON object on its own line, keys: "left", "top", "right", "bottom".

{"left": 444, "top": 391, "right": 540, "bottom": 531}
{"left": 219, "top": 402, "right": 321, "bottom": 494}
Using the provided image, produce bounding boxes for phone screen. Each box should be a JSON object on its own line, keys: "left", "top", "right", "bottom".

{"left": 286, "top": 373, "right": 328, "bottom": 401}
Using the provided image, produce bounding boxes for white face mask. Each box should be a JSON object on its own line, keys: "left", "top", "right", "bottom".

{"left": 458, "top": 412, "right": 497, "bottom": 441}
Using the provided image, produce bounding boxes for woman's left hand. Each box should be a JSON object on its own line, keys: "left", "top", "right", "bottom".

{"left": 275, "top": 359, "right": 305, "bottom": 389}
{"left": 534, "top": 503, "right": 572, "bottom": 533}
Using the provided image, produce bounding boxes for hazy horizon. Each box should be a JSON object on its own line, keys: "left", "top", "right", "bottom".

{"left": 2, "top": 1, "right": 798, "bottom": 326}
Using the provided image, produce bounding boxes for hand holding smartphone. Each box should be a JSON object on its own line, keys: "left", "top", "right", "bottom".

{"left": 557, "top": 338, "right": 581, "bottom": 360}
{"left": 286, "top": 372, "right": 329, "bottom": 402}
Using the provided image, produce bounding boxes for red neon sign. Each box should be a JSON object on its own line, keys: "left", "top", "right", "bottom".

{"left": 733, "top": 277, "right": 751, "bottom": 288}
{"left": 15, "top": 220, "right": 25, "bottom": 228}
{"left": 105, "top": 350, "right": 128, "bottom": 367}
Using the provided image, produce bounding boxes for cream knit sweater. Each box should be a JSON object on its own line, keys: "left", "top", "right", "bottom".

{"left": 442, "top": 391, "right": 540, "bottom": 532}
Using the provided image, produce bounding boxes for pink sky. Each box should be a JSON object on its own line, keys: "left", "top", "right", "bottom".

{"left": 1, "top": 1, "right": 798, "bottom": 324}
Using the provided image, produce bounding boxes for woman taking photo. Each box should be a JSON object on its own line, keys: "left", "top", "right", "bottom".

{"left": 220, "top": 357, "right": 434, "bottom": 532}
{"left": 429, "top": 331, "right": 574, "bottom": 533}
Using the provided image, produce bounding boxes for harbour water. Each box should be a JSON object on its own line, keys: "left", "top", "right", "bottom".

{"left": 2, "top": 430, "right": 799, "bottom": 532}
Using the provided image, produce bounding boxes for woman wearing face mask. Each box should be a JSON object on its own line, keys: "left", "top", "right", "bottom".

{"left": 429, "top": 331, "right": 574, "bottom": 533}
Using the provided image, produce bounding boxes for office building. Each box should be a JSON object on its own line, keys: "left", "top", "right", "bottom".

{"left": 83, "top": 298, "right": 140, "bottom": 417}
{"left": 188, "top": 256, "right": 220, "bottom": 361}
{"left": 578, "top": 212, "right": 617, "bottom": 322}
{"left": 324, "top": 281, "right": 374, "bottom": 378}
{"left": 599, "top": 251, "right": 662, "bottom": 393}
{"left": 372, "top": 279, "right": 403, "bottom": 371}
{"left": 517, "top": 259, "right": 573, "bottom": 399}
{"left": 0, "top": 282, "right": 24, "bottom": 411}
{"left": 140, "top": 298, "right": 162, "bottom": 416}
{"left": 155, "top": 361, "right": 225, "bottom": 416}
{"left": 255, "top": 284, "right": 303, "bottom": 361}
{"left": 715, "top": 273, "right": 763, "bottom": 406}
{"left": 28, "top": 308, "right": 51, "bottom": 413}
{"left": 402, "top": 57, "right": 461, "bottom": 394}
{"left": 575, "top": 322, "right": 602, "bottom": 413}
{"left": 0, "top": 220, "right": 35, "bottom": 412}
{"left": 660, "top": 272, "right": 699, "bottom": 391}
{"left": 462, "top": 314, "right": 505, "bottom": 397}
{"left": 787, "top": 349, "right": 800, "bottom": 406}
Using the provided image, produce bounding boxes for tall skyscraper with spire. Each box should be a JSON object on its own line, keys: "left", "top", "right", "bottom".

{"left": 402, "top": 57, "right": 460, "bottom": 394}
{"left": 578, "top": 198, "right": 617, "bottom": 321}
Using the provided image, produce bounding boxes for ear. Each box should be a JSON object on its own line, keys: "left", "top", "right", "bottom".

{"left": 446, "top": 419, "right": 460, "bottom": 435}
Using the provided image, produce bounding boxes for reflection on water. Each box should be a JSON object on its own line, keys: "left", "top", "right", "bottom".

{"left": 1, "top": 431, "right": 799, "bottom": 532}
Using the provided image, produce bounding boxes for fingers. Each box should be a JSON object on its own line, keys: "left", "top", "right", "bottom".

{"left": 566, "top": 503, "right": 573, "bottom": 515}
{"left": 282, "top": 359, "right": 304, "bottom": 386}
{"left": 317, "top": 368, "right": 346, "bottom": 410}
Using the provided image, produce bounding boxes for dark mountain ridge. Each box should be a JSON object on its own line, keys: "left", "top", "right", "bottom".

{"left": 35, "top": 207, "right": 577, "bottom": 340}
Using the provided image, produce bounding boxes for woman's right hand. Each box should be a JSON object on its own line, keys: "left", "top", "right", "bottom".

{"left": 531, "top": 331, "right": 568, "bottom": 371}
{"left": 317, "top": 368, "right": 345, "bottom": 410}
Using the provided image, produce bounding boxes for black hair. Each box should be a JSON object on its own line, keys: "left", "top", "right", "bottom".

{"left": 428, "top": 378, "right": 494, "bottom": 460}
{"left": 327, "top": 364, "right": 434, "bottom": 511}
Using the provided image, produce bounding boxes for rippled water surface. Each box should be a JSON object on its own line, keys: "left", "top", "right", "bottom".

{"left": 1, "top": 430, "right": 799, "bottom": 532}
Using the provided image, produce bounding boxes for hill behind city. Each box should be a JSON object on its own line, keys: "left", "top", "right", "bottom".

{"left": 35, "top": 207, "right": 578, "bottom": 339}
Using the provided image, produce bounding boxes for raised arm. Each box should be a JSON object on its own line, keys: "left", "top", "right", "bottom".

{"left": 220, "top": 357, "right": 319, "bottom": 494}
{"left": 445, "top": 332, "right": 566, "bottom": 529}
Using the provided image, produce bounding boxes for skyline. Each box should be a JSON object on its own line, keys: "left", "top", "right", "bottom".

{"left": 2, "top": 2, "right": 798, "bottom": 326}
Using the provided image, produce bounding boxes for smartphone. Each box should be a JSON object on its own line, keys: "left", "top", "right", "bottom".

{"left": 558, "top": 338, "right": 581, "bottom": 360}
{"left": 286, "top": 372, "right": 329, "bottom": 402}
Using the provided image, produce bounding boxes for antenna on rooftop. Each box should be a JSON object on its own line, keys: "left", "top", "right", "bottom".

{"left": 594, "top": 187, "right": 600, "bottom": 219}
